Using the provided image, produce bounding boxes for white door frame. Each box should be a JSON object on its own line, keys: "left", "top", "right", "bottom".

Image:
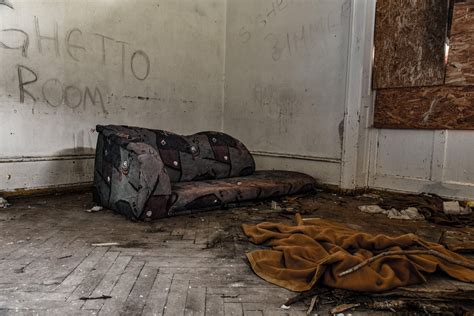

{"left": 340, "top": 0, "right": 376, "bottom": 190}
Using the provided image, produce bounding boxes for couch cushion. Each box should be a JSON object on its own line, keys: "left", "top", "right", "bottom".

{"left": 142, "top": 171, "right": 316, "bottom": 219}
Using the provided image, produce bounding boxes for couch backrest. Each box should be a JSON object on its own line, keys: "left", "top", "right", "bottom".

{"left": 96, "top": 125, "right": 255, "bottom": 182}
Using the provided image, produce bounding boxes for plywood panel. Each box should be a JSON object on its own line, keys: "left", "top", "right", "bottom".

{"left": 450, "top": 0, "right": 474, "bottom": 34}
{"left": 374, "top": 86, "right": 474, "bottom": 129}
{"left": 373, "top": 0, "right": 449, "bottom": 88}
{"left": 446, "top": 1, "right": 474, "bottom": 86}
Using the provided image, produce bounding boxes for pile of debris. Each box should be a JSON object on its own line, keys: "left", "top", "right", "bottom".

{"left": 358, "top": 193, "right": 474, "bottom": 227}
{"left": 0, "top": 197, "right": 10, "bottom": 208}
{"left": 283, "top": 281, "right": 474, "bottom": 315}
{"left": 358, "top": 204, "right": 425, "bottom": 220}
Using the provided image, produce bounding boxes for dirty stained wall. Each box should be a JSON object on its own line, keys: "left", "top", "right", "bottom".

{"left": 1, "top": 0, "right": 351, "bottom": 192}
{"left": 5, "top": 1, "right": 473, "bottom": 200}
{"left": 0, "top": 0, "right": 226, "bottom": 191}
{"left": 224, "top": 0, "right": 351, "bottom": 184}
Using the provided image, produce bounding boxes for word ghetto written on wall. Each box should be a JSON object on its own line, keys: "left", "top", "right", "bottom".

{"left": 0, "top": 7, "right": 151, "bottom": 114}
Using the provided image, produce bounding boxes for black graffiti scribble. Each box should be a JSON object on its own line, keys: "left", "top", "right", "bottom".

{"left": 0, "top": 0, "right": 13, "bottom": 9}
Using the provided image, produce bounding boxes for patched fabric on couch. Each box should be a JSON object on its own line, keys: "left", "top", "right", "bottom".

{"left": 93, "top": 125, "right": 316, "bottom": 220}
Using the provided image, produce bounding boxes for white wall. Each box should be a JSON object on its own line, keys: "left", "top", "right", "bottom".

{"left": 224, "top": 0, "right": 351, "bottom": 185}
{"left": 367, "top": 129, "right": 474, "bottom": 200}
{"left": 3, "top": 0, "right": 473, "bottom": 200}
{"left": 1, "top": 0, "right": 352, "bottom": 192}
{"left": 0, "top": 0, "right": 226, "bottom": 191}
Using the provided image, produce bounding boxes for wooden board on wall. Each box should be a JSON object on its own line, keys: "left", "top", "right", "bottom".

{"left": 373, "top": 0, "right": 449, "bottom": 89}
{"left": 446, "top": 1, "right": 474, "bottom": 86}
{"left": 374, "top": 86, "right": 474, "bottom": 129}
{"left": 450, "top": 0, "right": 474, "bottom": 34}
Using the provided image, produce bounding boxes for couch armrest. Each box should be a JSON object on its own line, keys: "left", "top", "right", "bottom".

{"left": 93, "top": 138, "right": 171, "bottom": 220}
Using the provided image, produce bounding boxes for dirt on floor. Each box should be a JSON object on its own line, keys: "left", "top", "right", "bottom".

{"left": 0, "top": 189, "right": 473, "bottom": 315}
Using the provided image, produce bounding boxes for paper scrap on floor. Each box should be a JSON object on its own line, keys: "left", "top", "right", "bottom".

{"left": 358, "top": 205, "right": 425, "bottom": 220}
{"left": 0, "top": 197, "right": 10, "bottom": 208}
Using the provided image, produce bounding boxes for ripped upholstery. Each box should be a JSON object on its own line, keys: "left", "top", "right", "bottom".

{"left": 93, "top": 125, "right": 316, "bottom": 220}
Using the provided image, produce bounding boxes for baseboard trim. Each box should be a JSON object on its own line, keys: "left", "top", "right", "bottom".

{"left": 0, "top": 182, "right": 93, "bottom": 198}
{"left": 251, "top": 151, "right": 341, "bottom": 164}
{"left": 0, "top": 154, "right": 95, "bottom": 164}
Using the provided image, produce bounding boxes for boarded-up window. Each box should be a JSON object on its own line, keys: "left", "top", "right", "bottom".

{"left": 373, "top": 0, "right": 449, "bottom": 89}
{"left": 446, "top": 0, "right": 474, "bottom": 85}
{"left": 374, "top": 86, "right": 474, "bottom": 129}
{"left": 373, "top": 0, "right": 474, "bottom": 130}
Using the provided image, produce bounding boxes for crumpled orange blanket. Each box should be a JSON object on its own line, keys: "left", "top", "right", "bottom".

{"left": 242, "top": 214, "right": 474, "bottom": 292}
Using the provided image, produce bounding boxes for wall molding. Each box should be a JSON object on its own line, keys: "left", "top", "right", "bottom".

{"left": 372, "top": 173, "right": 474, "bottom": 200}
{"left": 0, "top": 182, "right": 92, "bottom": 198}
{"left": 340, "top": 0, "right": 375, "bottom": 189}
{"left": 0, "top": 154, "right": 95, "bottom": 164}
{"left": 0, "top": 152, "right": 340, "bottom": 164}
{"left": 251, "top": 151, "right": 341, "bottom": 164}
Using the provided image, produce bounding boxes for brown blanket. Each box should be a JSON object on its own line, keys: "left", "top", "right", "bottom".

{"left": 242, "top": 214, "right": 474, "bottom": 292}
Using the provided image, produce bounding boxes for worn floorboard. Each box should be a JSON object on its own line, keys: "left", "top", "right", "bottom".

{"left": 0, "top": 192, "right": 472, "bottom": 315}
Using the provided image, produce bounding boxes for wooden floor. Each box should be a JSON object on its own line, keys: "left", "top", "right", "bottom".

{"left": 0, "top": 192, "right": 472, "bottom": 315}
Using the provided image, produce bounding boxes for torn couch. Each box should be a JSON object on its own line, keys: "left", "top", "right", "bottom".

{"left": 93, "top": 125, "right": 315, "bottom": 220}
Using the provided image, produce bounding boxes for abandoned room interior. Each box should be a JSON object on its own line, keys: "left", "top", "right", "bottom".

{"left": 1, "top": 0, "right": 474, "bottom": 315}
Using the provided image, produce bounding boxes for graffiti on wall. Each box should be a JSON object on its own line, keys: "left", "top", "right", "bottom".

{"left": 0, "top": 0, "right": 13, "bottom": 9}
{"left": 0, "top": 11, "right": 152, "bottom": 114}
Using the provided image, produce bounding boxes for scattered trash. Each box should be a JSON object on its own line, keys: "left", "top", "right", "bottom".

{"left": 58, "top": 255, "right": 73, "bottom": 260}
{"left": 376, "top": 193, "right": 474, "bottom": 227}
{"left": 280, "top": 304, "right": 290, "bottom": 310}
{"left": 79, "top": 295, "right": 112, "bottom": 301}
{"left": 271, "top": 201, "right": 281, "bottom": 210}
{"left": 91, "top": 242, "right": 120, "bottom": 247}
{"left": 466, "top": 201, "right": 474, "bottom": 208}
{"left": 361, "top": 193, "right": 381, "bottom": 199}
{"left": 443, "top": 201, "right": 461, "bottom": 214}
{"left": 358, "top": 205, "right": 424, "bottom": 220}
{"left": 283, "top": 207, "right": 297, "bottom": 214}
{"left": 285, "top": 284, "right": 472, "bottom": 314}
{"left": 14, "top": 267, "right": 25, "bottom": 274}
{"left": 441, "top": 229, "right": 474, "bottom": 253}
{"left": 287, "top": 195, "right": 303, "bottom": 203}
{"left": 387, "top": 207, "right": 424, "bottom": 220}
{"left": 443, "top": 201, "right": 471, "bottom": 215}
{"left": 330, "top": 303, "right": 360, "bottom": 314}
{"left": 365, "top": 300, "right": 402, "bottom": 313}
{"left": 306, "top": 295, "right": 319, "bottom": 315}
{"left": 85, "top": 206, "right": 103, "bottom": 213}
{"left": 0, "top": 197, "right": 11, "bottom": 208}
{"left": 301, "top": 217, "right": 320, "bottom": 221}
{"left": 365, "top": 300, "right": 466, "bottom": 314}
{"left": 220, "top": 294, "right": 239, "bottom": 299}
{"left": 358, "top": 205, "right": 385, "bottom": 214}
